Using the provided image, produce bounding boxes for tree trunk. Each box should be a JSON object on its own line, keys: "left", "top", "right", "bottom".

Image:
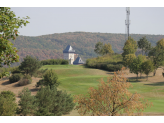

{"left": 153, "top": 69, "right": 156, "bottom": 76}
{"left": 140, "top": 72, "right": 142, "bottom": 79}
{"left": 147, "top": 75, "right": 148, "bottom": 80}
{"left": 137, "top": 74, "right": 138, "bottom": 81}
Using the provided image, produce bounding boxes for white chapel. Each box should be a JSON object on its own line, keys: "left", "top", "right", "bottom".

{"left": 63, "top": 45, "right": 75, "bottom": 64}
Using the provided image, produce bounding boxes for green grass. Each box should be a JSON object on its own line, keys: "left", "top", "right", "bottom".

{"left": 40, "top": 65, "right": 164, "bottom": 114}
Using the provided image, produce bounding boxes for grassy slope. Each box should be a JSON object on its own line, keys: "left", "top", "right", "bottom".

{"left": 40, "top": 65, "right": 164, "bottom": 114}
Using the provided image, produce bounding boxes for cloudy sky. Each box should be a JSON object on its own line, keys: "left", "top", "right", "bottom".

{"left": 3, "top": 0, "right": 164, "bottom": 36}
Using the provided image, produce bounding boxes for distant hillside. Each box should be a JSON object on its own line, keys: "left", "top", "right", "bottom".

{"left": 10, "top": 32, "right": 164, "bottom": 66}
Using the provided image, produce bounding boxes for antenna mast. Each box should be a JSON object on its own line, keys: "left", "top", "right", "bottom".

{"left": 125, "top": 7, "right": 130, "bottom": 40}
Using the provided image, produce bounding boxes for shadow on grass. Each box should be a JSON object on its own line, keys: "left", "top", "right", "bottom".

{"left": 144, "top": 82, "right": 164, "bottom": 86}
{"left": 126, "top": 76, "right": 147, "bottom": 83}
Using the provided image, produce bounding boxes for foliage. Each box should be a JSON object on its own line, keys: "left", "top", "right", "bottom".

{"left": 7, "top": 32, "right": 164, "bottom": 67}
{"left": 0, "top": 91, "right": 16, "bottom": 101}
{"left": 18, "top": 87, "right": 37, "bottom": 116}
{"left": 137, "top": 54, "right": 147, "bottom": 78}
{"left": 74, "top": 67, "right": 152, "bottom": 116}
{"left": 86, "top": 54, "right": 123, "bottom": 72}
{"left": 129, "top": 55, "right": 144, "bottom": 80}
{"left": 41, "top": 59, "right": 69, "bottom": 65}
{"left": 0, "top": 91, "right": 17, "bottom": 116}
{"left": 0, "top": 7, "right": 29, "bottom": 66}
{"left": 94, "top": 42, "right": 114, "bottom": 55}
{"left": 18, "top": 74, "right": 32, "bottom": 86}
{"left": 19, "top": 55, "right": 42, "bottom": 76}
{"left": 9, "top": 73, "right": 23, "bottom": 83}
{"left": 122, "top": 36, "right": 138, "bottom": 58}
{"left": 36, "top": 69, "right": 59, "bottom": 88}
{"left": 102, "top": 43, "right": 114, "bottom": 55}
{"left": 156, "top": 38, "right": 164, "bottom": 49}
{"left": 123, "top": 54, "right": 136, "bottom": 67}
{"left": 137, "top": 36, "right": 151, "bottom": 55}
{"left": 35, "top": 85, "right": 75, "bottom": 116}
{"left": 94, "top": 42, "right": 104, "bottom": 55}
{"left": 141, "top": 60, "right": 154, "bottom": 80}
{"left": 33, "top": 68, "right": 48, "bottom": 78}
{"left": 148, "top": 43, "right": 164, "bottom": 76}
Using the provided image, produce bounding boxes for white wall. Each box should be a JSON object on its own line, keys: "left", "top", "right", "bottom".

{"left": 63, "top": 53, "right": 74, "bottom": 64}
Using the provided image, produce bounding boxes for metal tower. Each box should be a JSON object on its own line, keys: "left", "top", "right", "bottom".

{"left": 125, "top": 7, "right": 130, "bottom": 40}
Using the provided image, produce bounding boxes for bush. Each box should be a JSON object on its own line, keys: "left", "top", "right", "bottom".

{"left": 18, "top": 74, "right": 32, "bottom": 86}
{"left": 33, "top": 69, "right": 48, "bottom": 78}
{"left": 41, "top": 59, "right": 69, "bottom": 65}
{"left": 36, "top": 69, "right": 59, "bottom": 88}
{"left": 11, "top": 67, "right": 22, "bottom": 74}
{"left": 9, "top": 73, "right": 23, "bottom": 83}
{"left": 18, "top": 79, "right": 31, "bottom": 86}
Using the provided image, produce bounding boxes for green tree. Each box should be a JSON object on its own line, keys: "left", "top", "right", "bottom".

{"left": 36, "top": 69, "right": 59, "bottom": 88}
{"left": 0, "top": 91, "right": 17, "bottom": 116}
{"left": 94, "top": 42, "right": 104, "bottom": 55}
{"left": 137, "top": 54, "right": 147, "bottom": 78}
{"left": 129, "top": 56, "right": 143, "bottom": 81}
{"left": 138, "top": 36, "right": 151, "bottom": 55}
{"left": 141, "top": 60, "right": 154, "bottom": 81}
{"left": 19, "top": 55, "right": 42, "bottom": 77}
{"left": 0, "top": 7, "right": 29, "bottom": 67}
{"left": 123, "top": 54, "right": 136, "bottom": 68}
{"left": 102, "top": 43, "right": 114, "bottom": 55}
{"left": 148, "top": 46, "right": 164, "bottom": 76}
{"left": 156, "top": 38, "right": 164, "bottom": 49}
{"left": 0, "top": 90, "right": 16, "bottom": 101}
{"left": 122, "top": 36, "right": 138, "bottom": 58}
{"left": 18, "top": 87, "right": 37, "bottom": 116}
{"left": 35, "top": 85, "right": 75, "bottom": 116}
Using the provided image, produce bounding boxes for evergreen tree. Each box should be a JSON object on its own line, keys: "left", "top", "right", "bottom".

{"left": 0, "top": 91, "right": 17, "bottom": 116}
{"left": 19, "top": 55, "right": 42, "bottom": 76}
{"left": 35, "top": 85, "right": 75, "bottom": 116}
{"left": 18, "top": 87, "right": 37, "bottom": 116}
{"left": 36, "top": 69, "right": 59, "bottom": 88}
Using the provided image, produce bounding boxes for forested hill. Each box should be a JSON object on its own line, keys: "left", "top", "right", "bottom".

{"left": 10, "top": 32, "right": 164, "bottom": 66}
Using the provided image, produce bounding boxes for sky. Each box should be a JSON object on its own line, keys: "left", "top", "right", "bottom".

{"left": 2, "top": 0, "right": 164, "bottom": 37}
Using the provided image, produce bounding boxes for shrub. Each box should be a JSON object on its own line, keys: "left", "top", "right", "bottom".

{"left": 23, "top": 74, "right": 32, "bottom": 82}
{"left": 18, "top": 79, "right": 31, "bottom": 86}
{"left": 9, "top": 73, "right": 23, "bottom": 83}
{"left": 11, "top": 67, "right": 21, "bottom": 74}
{"left": 18, "top": 74, "right": 32, "bottom": 86}
{"left": 41, "top": 59, "right": 69, "bottom": 65}
{"left": 36, "top": 69, "right": 59, "bottom": 88}
{"left": 33, "top": 69, "right": 48, "bottom": 78}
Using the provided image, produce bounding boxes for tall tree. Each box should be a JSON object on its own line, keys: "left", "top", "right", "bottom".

{"left": 148, "top": 46, "right": 164, "bottom": 76}
{"left": 123, "top": 54, "right": 136, "bottom": 68}
{"left": 74, "top": 67, "right": 152, "bottom": 116}
{"left": 129, "top": 56, "right": 143, "bottom": 81}
{"left": 141, "top": 60, "right": 154, "bottom": 81}
{"left": 122, "top": 36, "right": 138, "bottom": 58}
{"left": 102, "top": 43, "right": 114, "bottom": 55}
{"left": 138, "top": 36, "right": 151, "bottom": 55}
{"left": 94, "top": 42, "right": 104, "bottom": 55}
{"left": 0, "top": 7, "right": 29, "bottom": 66}
{"left": 137, "top": 54, "right": 147, "bottom": 78}
{"left": 19, "top": 55, "right": 42, "bottom": 76}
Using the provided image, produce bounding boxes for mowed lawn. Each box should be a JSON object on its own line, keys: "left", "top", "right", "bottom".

{"left": 40, "top": 65, "right": 164, "bottom": 114}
